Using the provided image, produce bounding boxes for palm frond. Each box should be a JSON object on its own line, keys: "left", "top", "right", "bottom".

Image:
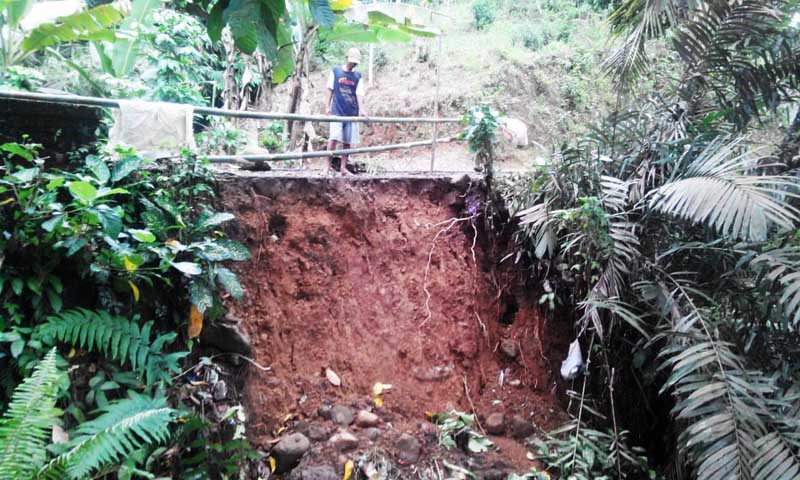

{"left": 0, "top": 348, "right": 61, "bottom": 480}
{"left": 648, "top": 137, "right": 799, "bottom": 242}
{"left": 749, "top": 247, "right": 800, "bottom": 328}
{"left": 518, "top": 201, "right": 560, "bottom": 259}
{"left": 38, "top": 392, "right": 177, "bottom": 480}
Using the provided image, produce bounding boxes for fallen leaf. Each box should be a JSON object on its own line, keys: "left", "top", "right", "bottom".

{"left": 269, "top": 457, "right": 277, "bottom": 473}
{"left": 326, "top": 368, "right": 341, "bottom": 386}
{"left": 188, "top": 304, "right": 203, "bottom": 339}
{"left": 123, "top": 256, "right": 138, "bottom": 273}
{"left": 372, "top": 382, "right": 392, "bottom": 396}
{"left": 343, "top": 459, "right": 354, "bottom": 480}
{"left": 374, "top": 396, "right": 384, "bottom": 407}
{"left": 128, "top": 281, "right": 140, "bottom": 302}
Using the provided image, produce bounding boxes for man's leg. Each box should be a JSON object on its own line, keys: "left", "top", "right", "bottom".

{"left": 327, "top": 139, "right": 338, "bottom": 172}
{"left": 340, "top": 143, "right": 351, "bottom": 174}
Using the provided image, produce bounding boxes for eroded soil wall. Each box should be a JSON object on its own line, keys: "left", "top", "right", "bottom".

{"left": 219, "top": 173, "right": 568, "bottom": 470}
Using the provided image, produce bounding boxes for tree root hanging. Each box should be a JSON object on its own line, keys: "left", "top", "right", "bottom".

{"left": 419, "top": 214, "right": 480, "bottom": 327}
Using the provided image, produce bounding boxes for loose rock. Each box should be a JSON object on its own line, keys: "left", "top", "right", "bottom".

{"left": 330, "top": 405, "right": 355, "bottom": 426}
{"left": 485, "top": 413, "right": 505, "bottom": 435}
{"left": 329, "top": 431, "right": 359, "bottom": 451}
{"left": 212, "top": 380, "right": 228, "bottom": 401}
{"left": 365, "top": 427, "right": 380, "bottom": 442}
{"left": 396, "top": 433, "right": 421, "bottom": 464}
{"left": 307, "top": 423, "right": 328, "bottom": 441}
{"left": 272, "top": 433, "right": 311, "bottom": 474}
{"left": 288, "top": 465, "right": 338, "bottom": 480}
{"left": 509, "top": 414, "right": 535, "bottom": 439}
{"left": 500, "top": 339, "right": 518, "bottom": 359}
{"left": 199, "top": 314, "right": 252, "bottom": 355}
{"left": 356, "top": 410, "right": 380, "bottom": 428}
{"left": 318, "top": 404, "right": 333, "bottom": 420}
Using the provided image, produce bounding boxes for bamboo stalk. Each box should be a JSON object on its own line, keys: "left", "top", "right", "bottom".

{"left": 0, "top": 90, "right": 461, "bottom": 124}
{"left": 206, "top": 136, "right": 458, "bottom": 163}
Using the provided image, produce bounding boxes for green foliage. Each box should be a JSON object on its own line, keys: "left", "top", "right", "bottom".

{"left": 196, "top": 118, "right": 248, "bottom": 155}
{"left": 38, "top": 309, "right": 186, "bottom": 385}
{"left": 472, "top": 0, "right": 496, "bottom": 31}
{"left": 532, "top": 419, "right": 654, "bottom": 479}
{"left": 259, "top": 121, "right": 285, "bottom": 152}
{"left": 431, "top": 410, "right": 494, "bottom": 454}
{"left": 0, "top": 348, "right": 61, "bottom": 480}
{"left": 40, "top": 392, "right": 178, "bottom": 480}
{"left": 462, "top": 104, "right": 500, "bottom": 172}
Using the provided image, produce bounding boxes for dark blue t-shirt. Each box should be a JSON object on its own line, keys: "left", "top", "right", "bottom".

{"left": 331, "top": 66, "right": 361, "bottom": 117}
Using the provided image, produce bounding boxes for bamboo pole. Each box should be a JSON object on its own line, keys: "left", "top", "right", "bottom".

{"left": 206, "top": 136, "right": 458, "bottom": 163}
{"left": 0, "top": 90, "right": 460, "bottom": 124}
{"left": 430, "top": 34, "right": 443, "bottom": 172}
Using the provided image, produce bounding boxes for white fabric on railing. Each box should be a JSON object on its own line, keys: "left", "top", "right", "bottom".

{"left": 107, "top": 99, "right": 195, "bottom": 159}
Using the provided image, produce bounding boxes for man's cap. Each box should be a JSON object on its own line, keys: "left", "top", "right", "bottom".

{"left": 346, "top": 47, "right": 362, "bottom": 64}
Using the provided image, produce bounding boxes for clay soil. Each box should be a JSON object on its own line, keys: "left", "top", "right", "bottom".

{"left": 218, "top": 173, "right": 570, "bottom": 477}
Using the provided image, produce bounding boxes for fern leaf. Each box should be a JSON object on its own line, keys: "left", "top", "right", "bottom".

{"left": 649, "top": 137, "right": 799, "bottom": 241}
{"left": 39, "top": 309, "right": 179, "bottom": 385}
{"left": 39, "top": 392, "right": 177, "bottom": 479}
{"left": 0, "top": 348, "right": 62, "bottom": 479}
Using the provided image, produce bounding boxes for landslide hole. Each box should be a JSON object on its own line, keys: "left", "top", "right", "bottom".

{"left": 269, "top": 212, "right": 288, "bottom": 237}
{"left": 499, "top": 294, "right": 519, "bottom": 325}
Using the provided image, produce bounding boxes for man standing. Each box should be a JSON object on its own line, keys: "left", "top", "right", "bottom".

{"left": 326, "top": 47, "right": 366, "bottom": 175}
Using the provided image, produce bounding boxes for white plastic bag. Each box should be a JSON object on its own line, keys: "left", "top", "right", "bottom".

{"left": 560, "top": 339, "right": 584, "bottom": 380}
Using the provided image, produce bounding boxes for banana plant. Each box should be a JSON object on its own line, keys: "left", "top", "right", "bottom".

{"left": 0, "top": 0, "right": 125, "bottom": 73}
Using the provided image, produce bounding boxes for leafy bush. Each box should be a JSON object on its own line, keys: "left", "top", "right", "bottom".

{"left": 196, "top": 118, "right": 248, "bottom": 155}
{"left": 259, "top": 121, "right": 285, "bottom": 152}
{"left": 472, "top": 0, "right": 496, "bottom": 31}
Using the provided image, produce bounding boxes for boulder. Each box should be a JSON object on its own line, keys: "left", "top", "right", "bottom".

{"left": 355, "top": 410, "right": 380, "bottom": 428}
{"left": 272, "top": 433, "right": 311, "bottom": 474}
{"left": 329, "top": 431, "right": 360, "bottom": 451}
{"left": 485, "top": 413, "right": 505, "bottom": 435}
{"left": 199, "top": 314, "right": 251, "bottom": 355}
{"left": 288, "top": 465, "right": 338, "bottom": 480}
{"left": 509, "top": 414, "right": 535, "bottom": 439}
{"left": 330, "top": 405, "right": 355, "bottom": 426}
{"left": 396, "top": 433, "right": 421, "bottom": 464}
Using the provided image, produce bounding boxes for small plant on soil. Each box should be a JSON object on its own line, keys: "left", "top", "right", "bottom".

{"left": 430, "top": 410, "right": 494, "bottom": 454}
{"left": 472, "top": 0, "right": 496, "bottom": 31}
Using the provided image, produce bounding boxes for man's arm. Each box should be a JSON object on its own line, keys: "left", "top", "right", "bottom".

{"left": 326, "top": 89, "right": 334, "bottom": 116}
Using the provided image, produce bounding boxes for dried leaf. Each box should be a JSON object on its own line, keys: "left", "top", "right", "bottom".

{"left": 188, "top": 304, "right": 203, "bottom": 339}
{"left": 128, "top": 280, "right": 140, "bottom": 302}
{"left": 343, "top": 459, "right": 354, "bottom": 480}
{"left": 374, "top": 396, "right": 384, "bottom": 407}
{"left": 326, "top": 368, "right": 341, "bottom": 386}
{"left": 269, "top": 456, "right": 277, "bottom": 473}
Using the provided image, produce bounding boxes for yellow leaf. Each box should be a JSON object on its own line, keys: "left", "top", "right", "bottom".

{"left": 123, "top": 256, "right": 138, "bottom": 273}
{"left": 128, "top": 281, "right": 140, "bottom": 302}
{"left": 343, "top": 460, "right": 354, "bottom": 480}
{"left": 269, "top": 457, "right": 277, "bottom": 473}
{"left": 374, "top": 396, "right": 384, "bottom": 407}
{"left": 188, "top": 304, "right": 203, "bottom": 339}
{"left": 0, "top": 198, "right": 14, "bottom": 206}
{"left": 67, "top": 347, "right": 76, "bottom": 359}
{"left": 330, "top": 0, "right": 352, "bottom": 11}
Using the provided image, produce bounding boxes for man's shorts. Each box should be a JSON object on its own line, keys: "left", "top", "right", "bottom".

{"left": 329, "top": 122, "right": 360, "bottom": 145}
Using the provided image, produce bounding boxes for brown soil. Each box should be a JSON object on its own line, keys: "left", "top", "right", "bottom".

{"left": 218, "top": 172, "right": 570, "bottom": 476}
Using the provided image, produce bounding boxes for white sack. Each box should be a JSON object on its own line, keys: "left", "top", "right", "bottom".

{"left": 108, "top": 99, "right": 196, "bottom": 159}
{"left": 560, "top": 339, "right": 584, "bottom": 380}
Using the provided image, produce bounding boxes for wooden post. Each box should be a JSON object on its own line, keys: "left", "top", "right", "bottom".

{"left": 430, "top": 35, "right": 443, "bottom": 172}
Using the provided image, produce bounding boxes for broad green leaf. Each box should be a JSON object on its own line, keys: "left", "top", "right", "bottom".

{"left": 196, "top": 239, "right": 251, "bottom": 261}
{"left": 367, "top": 10, "right": 397, "bottom": 25}
{"left": 68, "top": 181, "right": 98, "bottom": 202}
{"left": 196, "top": 211, "right": 235, "bottom": 231}
{"left": 3, "top": 0, "right": 34, "bottom": 29}
{"left": 46, "top": 176, "right": 65, "bottom": 190}
{"left": 129, "top": 229, "right": 156, "bottom": 243}
{"left": 375, "top": 25, "right": 412, "bottom": 43}
{"left": 111, "top": 0, "right": 159, "bottom": 76}
{"left": 96, "top": 187, "right": 130, "bottom": 198}
{"left": 172, "top": 262, "right": 202, "bottom": 275}
{"left": 224, "top": 0, "right": 261, "bottom": 54}
{"left": 400, "top": 24, "right": 439, "bottom": 38}
{"left": 47, "top": 290, "right": 63, "bottom": 312}
{"left": 189, "top": 280, "right": 214, "bottom": 313}
{"left": 207, "top": 0, "right": 229, "bottom": 42}
{"left": 96, "top": 206, "right": 123, "bottom": 238}
{"left": 272, "top": 24, "right": 294, "bottom": 84}
{"left": 309, "top": 0, "right": 335, "bottom": 29}
{"left": 110, "top": 156, "right": 141, "bottom": 182}
{"left": 86, "top": 155, "right": 111, "bottom": 184}
{"left": 10, "top": 278, "right": 23, "bottom": 295}
{"left": 21, "top": 4, "right": 124, "bottom": 54}
{"left": 9, "top": 167, "right": 39, "bottom": 183}
{"left": 216, "top": 267, "right": 244, "bottom": 299}
{"left": 0, "top": 143, "right": 34, "bottom": 161}
{"left": 325, "top": 23, "right": 378, "bottom": 43}
{"left": 10, "top": 338, "right": 24, "bottom": 358}
{"left": 41, "top": 215, "right": 63, "bottom": 232}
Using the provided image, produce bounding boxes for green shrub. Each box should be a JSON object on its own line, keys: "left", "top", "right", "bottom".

{"left": 517, "top": 24, "right": 553, "bottom": 51}
{"left": 259, "top": 121, "right": 285, "bottom": 152}
{"left": 472, "top": 0, "right": 496, "bottom": 31}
